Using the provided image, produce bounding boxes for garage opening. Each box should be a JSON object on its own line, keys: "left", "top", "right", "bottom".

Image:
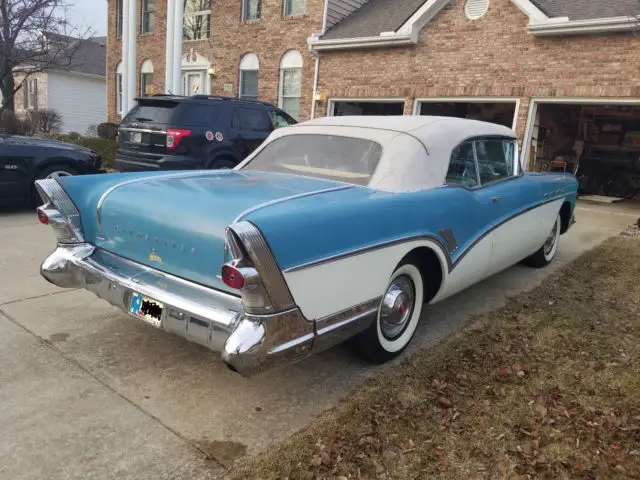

{"left": 331, "top": 101, "right": 404, "bottom": 116}
{"left": 417, "top": 100, "right": 517, "bottom": 129}
{"left": 527, "top": 102, "right": 640, "bottom": 200}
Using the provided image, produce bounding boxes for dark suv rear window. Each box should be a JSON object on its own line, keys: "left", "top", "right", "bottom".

{"left": 124, "top": 101, "right": 179, "bottom": 124}
{"left": 175, "top": 103, "right": 220, "bottom": 126}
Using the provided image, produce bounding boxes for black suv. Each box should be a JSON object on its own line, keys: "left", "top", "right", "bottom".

{"left": 116, "top": 95, "right": 297, "bottom": 172}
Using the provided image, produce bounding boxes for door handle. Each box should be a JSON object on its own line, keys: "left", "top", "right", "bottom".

{"left": 492, "top": 196, "right": 501, "bottom": 203}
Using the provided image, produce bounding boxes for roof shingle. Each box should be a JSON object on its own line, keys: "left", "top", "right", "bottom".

{"left": 531, "top": 0, "right": 639, "bottom": 21}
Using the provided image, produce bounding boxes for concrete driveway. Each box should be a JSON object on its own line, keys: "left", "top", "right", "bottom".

{"left": 0, "top": 201, "right": 637, "bottom": 479}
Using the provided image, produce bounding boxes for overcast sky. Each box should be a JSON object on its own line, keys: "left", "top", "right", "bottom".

{"left": 66, "top": 0, "right": 108, "bottom": 37}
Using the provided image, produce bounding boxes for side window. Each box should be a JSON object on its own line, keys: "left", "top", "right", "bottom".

{"left": 236, "top": 108, "right": 271, "bottom": 132}
{"left": 475, "top": 138, "right": 514, "bottom": 184}
{"left": 446, "top": 140, "right": 478, "bottom": 188}
{"left": 270, "top": 110, "right": 296, "bottom": 129}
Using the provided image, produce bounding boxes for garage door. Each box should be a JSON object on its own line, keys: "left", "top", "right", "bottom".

{"left": 524, "top": 100, "right": 640, "bottom": 200}
{"left": 416, "top": 99, "right": 518, "bottom": 129}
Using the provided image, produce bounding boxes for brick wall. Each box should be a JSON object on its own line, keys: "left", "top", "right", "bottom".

{"left": 106, "top": 0, "right": 323, "bottom": 123}
{"left": 316, "top": 0, "right": 640, "bottom": 141}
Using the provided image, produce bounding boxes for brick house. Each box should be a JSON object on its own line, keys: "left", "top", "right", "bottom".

{"left": 109, "top": 0, "right": 640, "bottom": 180}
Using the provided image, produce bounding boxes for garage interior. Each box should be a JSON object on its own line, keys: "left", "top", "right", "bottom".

{"left": 332, "top": 101, "right": 404, "bottom": 116}
{"left": 529, "top": 103, "right": 640, "bottom": 200}
{"left": 418, "top": 101, "right": 516, "bottom": 129}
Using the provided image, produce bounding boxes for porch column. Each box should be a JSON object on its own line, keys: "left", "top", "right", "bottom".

{"left": 165, "top": 0, "right": 176, "bottom": 94}
{"left": 126, "top": 0, "right": 138, "bottom": 113}
{"left": 172, "top": 0, "right": 185, "bottom": 95}
{"left": 121, "top": 0, "right": 130, "bottom": 113}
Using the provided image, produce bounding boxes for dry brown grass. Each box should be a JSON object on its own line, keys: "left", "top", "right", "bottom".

{"left": 227, "top": 237, "right": 640, "bottom": 480}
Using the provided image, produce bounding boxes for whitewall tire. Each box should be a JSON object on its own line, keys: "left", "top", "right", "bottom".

{"left": 354, "top": 261, "right": 424, "bottom": 364}
{"left": 524, "top": 214, "right": 561, "bottom": 268}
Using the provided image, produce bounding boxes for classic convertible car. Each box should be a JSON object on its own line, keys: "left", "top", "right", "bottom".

{"left": 36, "top": 116, "right": 578, "bottom": 376}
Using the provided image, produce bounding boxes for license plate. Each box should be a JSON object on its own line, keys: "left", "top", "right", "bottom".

{"left": 129, "top": 292, "right": 162, "bottom": 328}
{"left": 130, "top": 132, "right": 142, "bottom": 143}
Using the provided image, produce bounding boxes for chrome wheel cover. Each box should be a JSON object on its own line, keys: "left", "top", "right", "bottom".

{"left": 544, "top": 218, "right": 559, "bottom": 256}
{"left": 46, "top": 170, "right": 72, "bottom": 179}
{"left": 379, "top": 275, "right": 415, "bottom": 340}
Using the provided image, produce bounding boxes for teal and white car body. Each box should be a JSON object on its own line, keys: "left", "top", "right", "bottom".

{"left": 36, "top": 116, "right": 578, "bottom": 375}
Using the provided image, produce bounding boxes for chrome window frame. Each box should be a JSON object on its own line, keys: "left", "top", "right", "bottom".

{"left": 445, "top": 135, "right": 522, "bottom": 191}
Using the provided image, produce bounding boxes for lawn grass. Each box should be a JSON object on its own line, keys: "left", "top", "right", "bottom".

{"left": 227, "top": 236, "right": 640, "bottom": 480}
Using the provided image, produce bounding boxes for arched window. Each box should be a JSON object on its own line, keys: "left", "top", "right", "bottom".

{"left": 239, "top": 53, "right": 259, "bottom": 101}
{"left": 140, "top": 59, "right": 154, "bottom": 96}
{"left": 116, "top": 61, "right": 123, "bottom": 114}
{"left": 279, "top": 50, "right": 302, "bottom": 120}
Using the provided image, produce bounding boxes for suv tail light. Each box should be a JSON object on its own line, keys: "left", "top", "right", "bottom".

{"left": 166, "top": 129, "right": 191, "bottom": 150}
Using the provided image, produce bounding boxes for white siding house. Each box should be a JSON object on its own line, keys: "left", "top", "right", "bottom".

{"left": 47, "top": 71, "right": 107, "bottom": 134}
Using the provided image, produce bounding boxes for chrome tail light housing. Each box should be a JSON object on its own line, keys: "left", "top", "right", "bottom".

{"left": 35, "top": 179, "right": 85, "bottom": 244}
{"left": 223, "top": 222, "right": 295, "bottom": 315}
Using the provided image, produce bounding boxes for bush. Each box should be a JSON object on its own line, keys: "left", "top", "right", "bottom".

{"left": 58, "top": 135, "right": 118, "bottom": 170}
{"left": 0, "top": 110, "right": 28, "bottom": 135}
{"left": 97, "top": 122, "right": 119, "bottom": 140}
{"left": 27, "top": 110, "right": 63, "bottom": 135}
{"left": 85, "top": 124, "right": 99, "bottom": 138}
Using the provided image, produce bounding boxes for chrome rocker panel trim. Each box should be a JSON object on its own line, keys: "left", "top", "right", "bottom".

{"left": 40, "top": 244, "right": 377, "bottom": 376}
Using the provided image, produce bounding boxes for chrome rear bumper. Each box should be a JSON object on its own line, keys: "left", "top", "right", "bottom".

{"left": 40, "top": 245, "right": 376, "bottom": 376}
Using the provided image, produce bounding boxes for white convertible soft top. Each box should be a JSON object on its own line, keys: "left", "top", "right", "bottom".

{"left": 238, "top": 116, "right": 518, "bottom": 192}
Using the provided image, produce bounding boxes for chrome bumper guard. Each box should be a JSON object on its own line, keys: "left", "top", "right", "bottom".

{"left": 41, "top": 245, "right": 376, "bottom": 376}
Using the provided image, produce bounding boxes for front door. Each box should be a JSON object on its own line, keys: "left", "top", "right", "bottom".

{"left": 472, "top": 138, "right": 547, "bottom": 275}
{"left": 182, "top": 71, "right": 206, "bottom": 96}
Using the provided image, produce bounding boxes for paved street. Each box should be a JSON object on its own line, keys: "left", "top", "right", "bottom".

{"left": 0, "top": 201, "right": 637, "bottom": 479}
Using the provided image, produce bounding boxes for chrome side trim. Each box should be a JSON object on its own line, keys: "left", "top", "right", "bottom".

{"left": 437, "top": 228, "right": 458, "bottom": 254}
{"left": 284, "top": 234, "right": 452, "bottom": 274}
{"left": 451, "top": 195, "right": 569, "bottom": 268}
{"left": 311, "top": 297, "right": 380, "bottom": 356}
{"left": 96, "top": 171, "right": 231, "bottom": 232}
{"left": 284, "top": 195, "right": 573, "bottom": 275}
{"left": 228, "top": 221, "right": 296, "bottom": 312}
{"left": 232, "top": 185, "right": 354, "bottom": 224}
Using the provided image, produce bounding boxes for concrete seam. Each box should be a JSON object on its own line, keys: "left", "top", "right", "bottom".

{"left": 0, "top": 289, "right": 81, "bottom": 307}
{"left": 0, "top": 307, "right": 227, "bottom": 472}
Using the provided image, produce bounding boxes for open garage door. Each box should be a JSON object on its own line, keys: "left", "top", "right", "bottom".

{"left": 330, "top": 100, "right": 404, "bottom": 116}
{"left": 415, "top": 98, "right": 518, "bottom": 129}
{"left": 524, "top": 100, "right": 640, "bottom": 201}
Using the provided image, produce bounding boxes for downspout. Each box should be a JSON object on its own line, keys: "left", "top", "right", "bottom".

{"left": 311, "top": 0, "right": 329, "bottom": 119}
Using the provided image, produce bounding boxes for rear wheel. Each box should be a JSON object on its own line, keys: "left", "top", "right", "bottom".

{"left": 524, "top": 214, "right": 561, "bottom": 268}
{"left": 354, "top": 261, "right": 424, "bottom": 364}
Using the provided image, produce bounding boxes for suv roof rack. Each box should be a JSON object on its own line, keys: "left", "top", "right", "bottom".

{"left": 189, "top": 95, "right": 274, "bottom": 107}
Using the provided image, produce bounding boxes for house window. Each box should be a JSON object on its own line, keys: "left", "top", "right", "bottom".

{"left": 24, "top": 78, "right": 38, "bottom": 110}
{"left": 239, "top": 53, "right": 259, "bottom": 101}
{"left": 278, "top": 50, "right": 303, "bottom": 120}
{"left": 116, "top": 62, "right": 123, "bottom": 114}
{"left": 242, "top": 0, "right": 261, "bottom": 21}
{"left": 116, "top": 0, "right": 123, "bottom": 37}
{"left": 140, "top": 60, "right": 154, "bottom": 96}
{"left": 284, "top": 0, "right": 305, "bottom": 16}
{"left": 142, "top": 0, "right": 156, "bottom": 33}
{"left": 184, "top": 0, "right": 211, "bottom": 40}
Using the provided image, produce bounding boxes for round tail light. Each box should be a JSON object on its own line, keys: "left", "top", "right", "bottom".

{"left": 37, "top": 208, "right": 49, "bottom": 225}
{"left": 221, "top": 265, "right": 245, "bottom": 290}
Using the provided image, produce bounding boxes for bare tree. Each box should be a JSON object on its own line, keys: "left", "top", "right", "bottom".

{"left": 0, "top": 0, "right": 92, "bottom": 113}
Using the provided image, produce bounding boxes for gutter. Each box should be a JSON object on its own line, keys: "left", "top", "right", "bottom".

{"left": 528, "top": 16, "right": 637, "bottom": 36}
{"left": 308, "top": 32, "right": 415, "bottom": 52}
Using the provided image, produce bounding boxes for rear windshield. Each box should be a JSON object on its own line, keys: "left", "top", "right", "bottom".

{"left": 124, "top": 101, "right": 179, "bottom": 124}
{"left": 240, "top": 134, "right": 382, "bottom": 186}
